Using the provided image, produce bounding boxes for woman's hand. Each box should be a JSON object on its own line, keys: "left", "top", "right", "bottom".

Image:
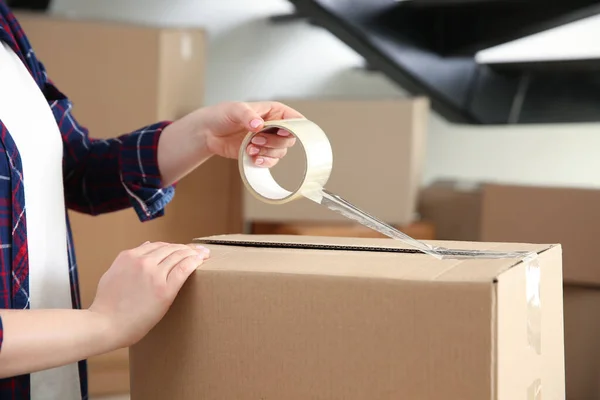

{"left": 195, "top": 101, "right": 301, "bottom": 167}
{"left": 157, "top": 100, "right": 303, "bottom": 186}
{"left": 89, "top": 241, "right": 210, "bottom": 348}
{"left": 0, "top": 241, "right": 210, "bottom": 378}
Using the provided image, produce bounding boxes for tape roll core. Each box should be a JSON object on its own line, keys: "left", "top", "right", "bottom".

{"left": 238, "top": 118, "right": 334, "bottom": 205}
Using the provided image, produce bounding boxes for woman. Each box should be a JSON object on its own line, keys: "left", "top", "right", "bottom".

{"left": 0, "top": 2, "right": 300, "bottom": 399}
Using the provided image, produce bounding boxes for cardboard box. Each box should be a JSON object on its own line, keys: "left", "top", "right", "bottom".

{"left": 418, "top": 180, "right": 483, "bottom": 241}
{"left": 480, "top": 183, "right": 600, "bottom": 287}
{"left": 16, "top": 11, "right": 206, "bottom": 128}
{"left": 420, "top": 181, "right": 600, "bottom": 398}
{"left": 130, "top": 234, "right": 565, "bottom": 400}
{"left": 15, "top": 12, "right": 243, "bottom": 396}
{"left": 419, "top": 181, "right": 600, "bottom": 286}
{"left": 563, "top": 286, "right": 600, "bottom": 399}
{"left": 243, "top": 98, "right": 430, "bottom": 225}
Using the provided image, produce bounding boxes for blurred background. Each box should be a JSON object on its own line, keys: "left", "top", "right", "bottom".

{"left": 8, "top": 0, "right": 600, "bottom": 399}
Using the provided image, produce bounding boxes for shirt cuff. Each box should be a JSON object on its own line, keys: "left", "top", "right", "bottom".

{"left": 119, "top": 121, "right": 176, "bottom": 222}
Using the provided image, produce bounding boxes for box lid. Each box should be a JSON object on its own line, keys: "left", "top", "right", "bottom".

{"left": 194, "top": 234, "right": 555, "bottom": 283}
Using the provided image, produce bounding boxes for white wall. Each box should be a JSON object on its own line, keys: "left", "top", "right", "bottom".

{"left": 477, "top": 14, "right": 600, "bottom": 64}
{"left": 49, "top": 0, "right": 600, "bottom": 189}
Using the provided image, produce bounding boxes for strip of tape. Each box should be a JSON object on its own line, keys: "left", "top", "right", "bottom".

{"left": 526, "top": 259, "right": 542, "bottom": 356}
{"left": 239, "top": 117, "right": 542, "bottom": 356}
{"left": 528, "top": 378, "right": 542, "bottom": 400}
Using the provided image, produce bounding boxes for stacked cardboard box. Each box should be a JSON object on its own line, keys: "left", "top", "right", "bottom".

{"left": 419, "top": 181, "right": 600, "bottom": 399}
{"left": 244, "top": 98, "right": 430, "bottom": 227}
{"left": 16, "top": 12, "right": 243, "bottom": 396}
{"left": 130, "top": 234, "right": 565, "bottom": 399}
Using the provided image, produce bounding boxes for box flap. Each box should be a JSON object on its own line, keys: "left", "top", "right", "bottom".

{"left": 195, "top": 233, "right": 552, "bottom": 254}
{"left": 193, "top": 234, "right": 555, "bottom": 283}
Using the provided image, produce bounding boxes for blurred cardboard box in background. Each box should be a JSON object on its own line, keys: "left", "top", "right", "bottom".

{"left": 244, "top": 98, "right": 429, "bottom": 226}
{"left": 563, "top": 287, "right": 600, "bottom": 399}
{"left": 479, "top": 183, "right": 600, "bottom": 287}
{"left": 418, "top": 180, "right": 482, "bottom": 241}
{"left": 420, "top": 181, "right": 600, "bottom": 286}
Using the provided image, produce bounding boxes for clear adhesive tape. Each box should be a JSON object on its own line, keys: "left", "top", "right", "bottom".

{"left": 238, "top": 118, "right": 333, "bottom": 205}
{"left": 238, "top": 117, "right": 542, "bottom": 366}
{"left": 528, "top": 378, "right": 542, "bottom": 400}
{"left": 526, "top": 258, "right": 542, "bottom": 356}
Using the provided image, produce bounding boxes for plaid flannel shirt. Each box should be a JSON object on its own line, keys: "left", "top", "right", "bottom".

{"left": 0, "top": 3, "right": 176, "bottom": 399}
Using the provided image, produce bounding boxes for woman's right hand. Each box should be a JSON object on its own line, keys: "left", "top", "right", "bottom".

{"left": 89, "top": 241, "right": 210, "bottom": 348}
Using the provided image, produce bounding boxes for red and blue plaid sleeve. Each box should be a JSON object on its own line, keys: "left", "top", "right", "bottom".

{"left": 39, "top": 62, "right": 176, "bottom": 222}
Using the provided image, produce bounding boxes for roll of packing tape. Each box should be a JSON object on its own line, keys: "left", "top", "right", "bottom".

{"left": 238, "top": 118, "right": 333, "bottom": 205}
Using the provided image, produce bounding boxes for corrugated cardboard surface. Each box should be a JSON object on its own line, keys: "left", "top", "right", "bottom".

{"left": 480, "top": 183, "right": 600, "bottom": 286}
{"left": 15, "top": 13, "right": 242, "bottom": 396}
{"left": 563, "top": 286, "right": 600, "bottom": 400}
{"left": 243, "top": 98, "right": 429, "bottom": 225}
{"left": 130, "top": 234, "right": 564, "bottom": 400}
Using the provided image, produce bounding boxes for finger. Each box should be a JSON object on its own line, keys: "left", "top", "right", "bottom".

{"left": 249, "top": 133, "right": 296, "bottom": 149}
{"left": 158, "top": 246, "right": 210, "bottom": 280}
{"left": 166, "top": 254, "right": 208, "bottom": 294}
{"left": 228, "top": 102, "right": 264, "bottom": 132}
{"left": 131, "top": 241, "right": 169, "bottom": 256}
{"left": 247, "top": 145, "right": 287, "bottom": 160}
{"left": 253, "top": 156, "right": 280, "bottom": 168}
{"left": 272, "top": 102, "right": 305, "bottom": 119}
{"left": 251, "top": 101, "right": 305, "bottom": 120}
{"left": 147, "top": 243, "right": 208, "bottom": 263}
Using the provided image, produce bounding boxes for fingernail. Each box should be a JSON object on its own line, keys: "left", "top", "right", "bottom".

{"left": 255, "top": 157, "right": 264, "bottom": 166}
{"left": 250, "top": 119, "right": 263, "bottom": 129}
{"left": 194, "top": 244, "right": 209, "bottom": 252}
{"left": 251, "top": 136, "right": 267, "bottom": 145}
{"left": 142, "top": 241, "right": 150, "bottom": 245}
{"left": 248, "top": 145, "right": 260, "bottom": 155}
{"left": 277, "top": 129, "right": 290, "bottom": 136}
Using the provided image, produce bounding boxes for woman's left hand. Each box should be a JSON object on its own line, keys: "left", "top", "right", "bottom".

{"left": 194, "top": 101, "right": 302, "bottom": 168}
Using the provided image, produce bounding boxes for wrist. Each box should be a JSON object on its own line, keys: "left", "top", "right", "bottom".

{"left": 157, "top": 109, "right": 214, "bottom": 186}
{"left": 187, "top": 108, "right": 216, "bottom": 157}
{"left": 85, "top": 308, "right": 123, "bottom": 351}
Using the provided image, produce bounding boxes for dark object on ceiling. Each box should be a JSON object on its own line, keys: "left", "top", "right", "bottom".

{"left": 7, "top": 0, "right": 51, "bottom": 11}
{"left": 282, "top": 0, "right": 600, "bottom": 124}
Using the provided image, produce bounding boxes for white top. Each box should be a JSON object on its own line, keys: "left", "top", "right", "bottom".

{"left": 0, "top": 42, "right": 81, "bottom": 399}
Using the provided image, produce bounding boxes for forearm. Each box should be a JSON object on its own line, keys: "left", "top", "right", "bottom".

{"left": 0, "top": 309, "right": 116, "bottom": 378}
{"left": 157, "top": 110, "right": 214, "bottom": 187}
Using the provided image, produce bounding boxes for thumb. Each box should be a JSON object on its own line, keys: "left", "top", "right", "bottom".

{"left": 229, "top": 103, "right": 264, "bottom": 132}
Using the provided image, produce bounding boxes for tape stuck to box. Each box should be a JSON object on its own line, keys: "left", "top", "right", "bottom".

{"left": 528, "top": 378, "right": 542, "bottom": 400}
